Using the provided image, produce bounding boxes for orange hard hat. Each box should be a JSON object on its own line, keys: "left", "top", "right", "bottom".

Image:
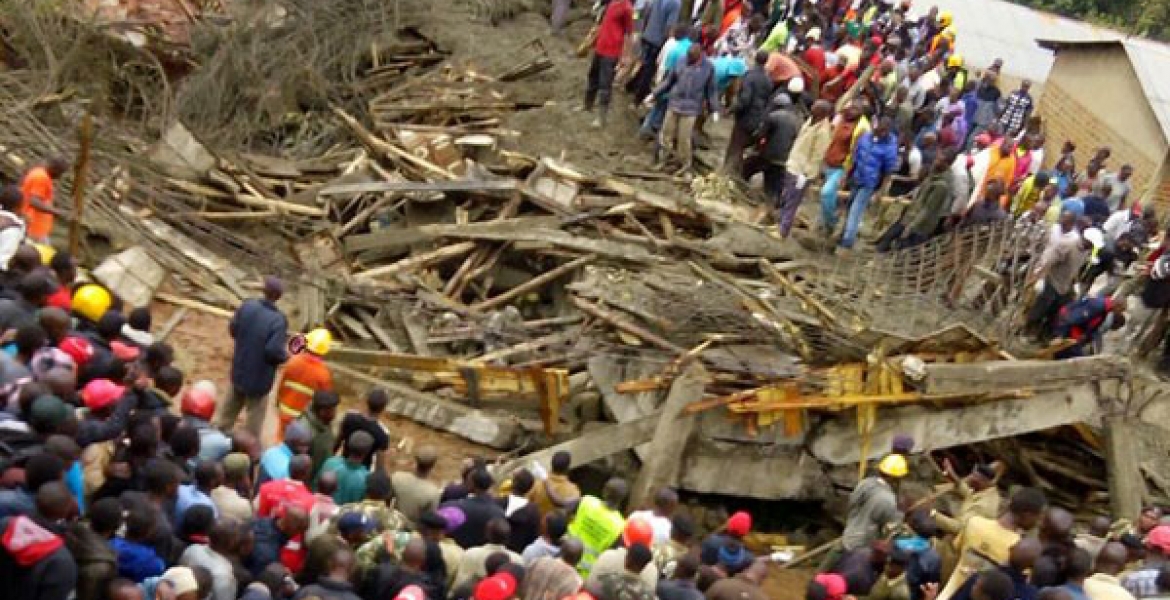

{"left": 181, "top": 387, "right": 218, "bottom": 421}
{"left": 622, "top": 517, "right": 654, "bottom": 548}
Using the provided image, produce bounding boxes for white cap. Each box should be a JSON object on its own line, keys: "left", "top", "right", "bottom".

{"left": 192, "top": 379, "right": 218, "bottom": 400}
{"left": 162, "top": 567, "right": 199, "bottom": 597}
{"left": 788, "top": 77, "right": 806, "bottom": 94}
{"left": 806, "top": 27, "right": 822, "bottom": 41}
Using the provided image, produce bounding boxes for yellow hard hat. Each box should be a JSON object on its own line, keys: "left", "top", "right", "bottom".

{"left": 941, "top": 26, "right": 956, "bottom": 40}
{"left": 72, "top": 283, "right": 112, "bottom": 323}
{"left": 878, "top": 454, "right": 909, "bottom": 478}
{"left": 947, "top": 53, "right": 964, "bottom": 68}
{"left": 34, "top": 243, "right": 56, "bottom": 266}
{"left": 939, "top": 10, "right": 953, "bottom": 27}
{"left": 305, "top": 328, "right": 333, "bottom": 356}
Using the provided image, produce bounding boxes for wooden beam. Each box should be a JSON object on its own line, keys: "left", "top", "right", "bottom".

{"left": 319, "top": 179, "right": 519, "bottom": 196}
{"left": 571, "top": 296, "right": 687, "bottom": 354}
{"left": 471, "top": 254, "right": 595, "bottom": 313}
{"left": 355, "top": 241, "right": 478, "bottom": 281}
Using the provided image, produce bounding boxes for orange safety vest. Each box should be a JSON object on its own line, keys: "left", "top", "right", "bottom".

{"left": 276, "top": 353, "right": 333, "bottom": 422}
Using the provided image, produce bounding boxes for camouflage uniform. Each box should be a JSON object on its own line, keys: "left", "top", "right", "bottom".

{"left": 652, "top": 539, "right": 689, "bottom": 579}
{"left": 595, "top": 572, "right": 655, "bottom": 600}
{"left": 331, "top": 499, "right": 408, "bottom": 534}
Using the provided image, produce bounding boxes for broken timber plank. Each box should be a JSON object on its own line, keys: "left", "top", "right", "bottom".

{"left": 319, "top": 179, "right": 519, "bottom": 196}
{"left": 355, "top": 241, "right": 478, "bottom": 281}
{"left": 331, "top": 362, "right": 519, "bottom": 449}
{"left": 572, "top": 296, "right": 687, "bottom": 354}
{"left": 471, "top": 254, "right": 595, "bottom": 313}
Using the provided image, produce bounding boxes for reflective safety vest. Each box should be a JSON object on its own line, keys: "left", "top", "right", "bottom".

{"left": 568, "top": 495, "right": 625, "bottom": 576}
{"left": 276, "top": 353, "right": 333, "bottom": 420}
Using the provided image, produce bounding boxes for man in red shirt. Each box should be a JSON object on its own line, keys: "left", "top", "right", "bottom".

{"left": 255, "top": 454, "right": 316, "bottom": 518}
{"left": 585, "top": 0, "right": 634, "bottom": 128}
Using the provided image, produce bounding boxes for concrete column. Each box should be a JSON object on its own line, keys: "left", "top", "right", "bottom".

{"left": 630, "top": 362, "right": 707, "bottom": 508}
{"left": 1104, "top": 416, "right": 1144, "bottom": 521}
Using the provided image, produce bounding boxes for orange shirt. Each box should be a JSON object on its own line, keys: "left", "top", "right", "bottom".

{"left": 276, "top": 353, "right": 333, "bottom": 416}
{"left": 985, "top": 148, "right": 1018, "bottom": 208}
{"left": 20, "top": 167, "right": 54, "bottom": 240}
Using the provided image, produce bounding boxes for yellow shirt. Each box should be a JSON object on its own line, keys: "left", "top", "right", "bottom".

{"left": 937, "top": 516, "right": 1020, "bottom": 600}
{"left": 1084, "top": 573, "right": 1137, "bottom": 600}
{"left": 936, "top": 482, "right": 1002, "bottom": 534}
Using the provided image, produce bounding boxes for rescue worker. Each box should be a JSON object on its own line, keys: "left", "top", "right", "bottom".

{"left": 944, "top": 54, "right": 967, "bottom": 93}
{"left": 274, "top": 328, "right": 334, "bottom": 441}
{"left": 568, "top": 477, "right": 629, "bottom": 577}
{"left": 72, "top": 283, "right": 112, "bottom": 333}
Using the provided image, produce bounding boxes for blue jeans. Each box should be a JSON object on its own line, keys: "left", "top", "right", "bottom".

{"left": 820, "top": 167, "right": 845, "bottom": 231}
{"left": 841, "top": 185, "right": 876, "bottom": 249}
{"left": 640, "top": 99, "right": 668, "bottom": 136}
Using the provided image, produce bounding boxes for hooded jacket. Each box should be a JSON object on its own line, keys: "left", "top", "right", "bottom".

{"left": 65, "top": 522, "right": 117, "bottom": 600}
{"left": 0, "top": 515, "right": 78, "bottom": 600}
{"left": 111, "top": 536, "right": 166, "bottom": 582}
{"left": 757, "top": 100, "right": 802, "bottom": 166}
{"left": 230, "top": 298, "right": 289, "bottom": 396}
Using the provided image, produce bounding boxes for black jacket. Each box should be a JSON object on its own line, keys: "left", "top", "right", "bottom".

{"left": 230, "top": 299, "right": 289, "bottom": 396}
{"left": 758, "top": 107, "right": 801, "bottom": 166}
{"left": 0, "top": 516, "right": 78, "bottom": 600}
{"left": 442, "top": 494, "right": 506, "bottom": 549}
{"left": 499, "top": 497, "right": 541, "bottom": 553}
{"left": 293, "top": 578, "right": 363, "bottom": 600}
{"left": 730, "top": 67, "right": 774, "bottom": 134}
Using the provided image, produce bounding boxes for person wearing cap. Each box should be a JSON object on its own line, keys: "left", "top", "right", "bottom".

{"left": 700, "top": 510, "right": 754, "bottom": 568}
{"left": 179, "top": 384, "right": 231, "bottom": 463}
{"left": 303, "top": 511, "right": 373, "bottom": 588}
{"left": 212, "top": 453, "right": 254, "bottom": 523}
{"left": 259, "top": 420, "right": 311, "bottom": 485}
{"left": 628, "top": 487, "right": 677, "bottom": 547}
{"left": 1123, "top": 525, "right": 1170, "bottom": 597}
{"left": 568, "top": 477, "right": 628, "bottom": 576}
{"left": 221, "top": 276, "right": 289, "bottom": 436}
{"left": 935, "top": 460, "right": 1002, "bottom": 535}
{"left": 474, "top": 570, "right": 520, "bottom": 600}
{"left": 722, "top": 50, "right": 773, "bottom": 178}
{"left": 274, "top": 327, "right": 333, "bottom": 442}
{"left": 744, "top": 91, "right": 800, "bottom": 228}
{"left": 317, "top": 430, "right": 374, "bottom": 505}
{"left": 416, "top": 509, "right": 464, "bottom": 587}
{"left": 296, "top": 390, "right": 340, "bottom": 481}
{"left": 392, "top": 444, "right": 442, "bottom": 528}
{"left": 842, "top": 454, "right": 905, "bottom": 555}
{"left": 1025, "top": 230, "right": 1093, "bottom": 343}
{"left": 587, "top": 518, "right": 659, "bottom": 590}
{"left": 936, "top": 487, "right": 1047, "bottom": 600}
{"left": 77, "top": 377, "right": 133, "bottom": 447}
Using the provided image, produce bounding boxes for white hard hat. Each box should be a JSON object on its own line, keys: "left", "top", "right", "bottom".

{"left": 1084, "top": 227, "right": 1105, "bottom": 249}
{"left": 788, "top": 77, "right": 806, "bottom": 94}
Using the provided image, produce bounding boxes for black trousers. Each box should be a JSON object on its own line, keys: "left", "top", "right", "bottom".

{"left": 585, "top": 54, "right": 619, "bottom": 111}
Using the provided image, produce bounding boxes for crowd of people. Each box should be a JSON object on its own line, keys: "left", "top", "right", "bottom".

{"left": 825, "top": 444, "right": 1170, "bottom": 600}
{"left": 581, "top": 0, "right": 1164, "bottom": 361}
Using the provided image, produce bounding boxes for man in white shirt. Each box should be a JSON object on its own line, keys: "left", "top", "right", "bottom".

{"left": 627, "top": 487, "right": 677, "bottom": 546}
{"left": 0, "top": 186, "right": 27, "bottom": 270}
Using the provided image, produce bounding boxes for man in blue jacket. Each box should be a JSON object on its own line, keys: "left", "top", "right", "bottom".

{"left": 841, "top": 117, "right": 899, "bottom": 250}
{"left": 218, "top": 276, "right": 289, "bottom": 436}
{"left": 653, "top": 45, "right": 721, "bottom": 175}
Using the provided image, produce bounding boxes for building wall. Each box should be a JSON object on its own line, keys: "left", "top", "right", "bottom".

{"left": 1037, "top": 47, "right": 1166, "bottom": 203}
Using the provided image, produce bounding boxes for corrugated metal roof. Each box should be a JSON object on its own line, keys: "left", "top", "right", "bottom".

{"left": 1039, "top": 37, "right": 1170, "bottom": 146}
{"left": 919, "top": 0, "right": 1121, "bottom": 81}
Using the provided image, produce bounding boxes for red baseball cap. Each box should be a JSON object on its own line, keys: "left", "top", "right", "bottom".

{"left": 110, "top": 340, "right": 140, "bottom": 362}
{"left": 726, "top": 511, "right": 752, "bottom": 537}
{"left": 474, "top": 573, "right": 517, "bottom": 600}
{"left": 58, "top": 336, "right": 95, "bottom": 366}
{"left": 815, "top": 574, "right": 848, "bottom": 600}
{"left": 82, "top": 378, "right": 125, "bottom": 411}
{"left": 1147, "top": 525, "right": 1170, "bottom": 552}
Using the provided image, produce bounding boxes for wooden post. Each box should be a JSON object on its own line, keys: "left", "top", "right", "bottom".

{"left": 630, "top": 362, "right": 707, "bottom": 509}
{"left": 1104, "top": 416, "right": 1144, "bottom": 521}
{"left": 69, "top": 112, "right": 93, "bottom": 257}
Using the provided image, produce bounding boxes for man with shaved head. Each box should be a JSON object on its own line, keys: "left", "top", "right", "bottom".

{"left": 950, "top": 537, "right": 1041, "bottom": 600}
{"left": 38, "top": 306, "right": 71, "bottom": 344}
{"left": 296, "top": 546, "right": 362, "bottom": 600}
{"left": 219, "top": 275, "right": 288, "bottom": 436}
{"left": 258, "top": 420, "right": 310, "bottom": 485}
{"left": 180, "top": 519, "right": 239, "bottom": 600}
{"left": 1078, "top": 516, "right": 1115, "bottom": 564}
{"left": 392, "top": 444, "right": 441, "bottom": 528}
{"left": 1086, "top": 542, "right": 1137, "bottom": 600}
